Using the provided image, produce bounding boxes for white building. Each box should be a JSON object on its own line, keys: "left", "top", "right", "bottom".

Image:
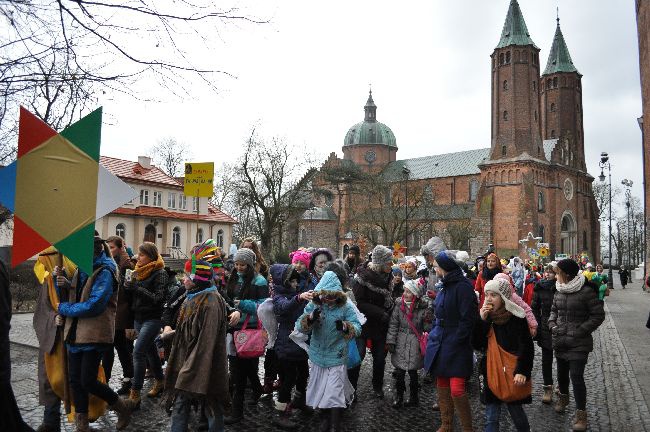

{"left": 97, "top": 155, "right": 236, "bottom": 258}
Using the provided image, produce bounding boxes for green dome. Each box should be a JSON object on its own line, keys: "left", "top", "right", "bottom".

{"left": 344, "top": 121, "right": 396, "bottom": 148}
{"left": 343, "top": 90, "right": 397, "bottom": 148}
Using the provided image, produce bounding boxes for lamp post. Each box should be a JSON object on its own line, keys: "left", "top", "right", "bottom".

{"left": 599, "top": 152, "right": 614, "bottom": 289}
{"left": 622, "top": 179, "right": 633, "bottom": 273}
{"left": 402, "top": 165, "right": 411, "bottom": 253}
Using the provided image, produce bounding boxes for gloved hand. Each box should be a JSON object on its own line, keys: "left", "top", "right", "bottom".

{"left": 55, "top": 314, "right": 65, "bottom": 327}
{"left": 387, "top": 343, "right": 395, "bottom": 353}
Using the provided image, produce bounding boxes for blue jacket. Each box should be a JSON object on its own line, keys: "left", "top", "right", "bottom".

{"left": 232, "top": 272, "right": 269, "bottom": 330}
{"left": 58, "top": 253, "right": 116, "bottom": 319}
{"left": 424, "top": 268, "right": 478, "bottom": 378}
{"left": 296, "top": 271, "right": 361, "bottom": 368}
{"left": 271, "top": 264, "right": 309, "bottom": 361}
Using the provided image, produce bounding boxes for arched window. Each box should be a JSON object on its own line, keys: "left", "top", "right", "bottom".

{"left": 501, "top": 145, "right": 507, "bottom": 157}
{"left": 534, "top": 110, "right": 537, "bottom": 121}
{"left": 503, "top": 110, "right": 509, "bottom": 121}
{"left": 532, "top": 80, "right": 536, "bottom": 91}
{"left": 300, "top": 229, "right": 306, "bottom": 244}
{"left": 196, "top": 228, "right": 203, "bottom": 243}
{"left": 547, "top": 79, "right": 552, "bottom": 90}
{"left": 522, "top": 51, "right": 528, "bottom": 62}
{"left": 505, "top": 51, "right": 511, "bottom": 63}
{"left": 550, "top": 103, "right": 556, "bottom": 112}
{"left": 115, "top": 223, "right": 126, "bottom": 238}
{"left": 503, "top": 80, "right": 508, "bottom": 90}
{"left": 499, "top": 53, "right": 505, "bottom": 65}
{"left": 469, "top": 179, "right": 479, "bottom": 202}
{"left": 172, "top": 226, "right": 181, "bottom": 248}
{"left": 216, "top": 229, "right": 224, "bottom": 248}
{"left": 538, "top": 225, "right": 545, "bottom": 240}
{"left": 538, "top": 192, "right": 545, "bottom": 212}
{"left": 553, "top": 77, "right": 558, "bottom": 88}
{"left": 551, "top": 130, "right": 556, "bottom": 138}
{"left": 537, "top": 146, "right": 541, "bottom": 156}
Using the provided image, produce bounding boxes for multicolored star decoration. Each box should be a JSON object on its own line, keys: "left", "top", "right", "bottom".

{"left": 0, "top": 107, "right": 137, "bottom": 273}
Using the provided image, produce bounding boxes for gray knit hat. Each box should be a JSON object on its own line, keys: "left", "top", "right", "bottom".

{"left": 372, "top": 245, "right": 393, "bottom": 266}
{"left": 234, "top": 248, "right": 256, "bottom": 268}
{"left": 420, "top": 236, "right": 447, "bottom": 257}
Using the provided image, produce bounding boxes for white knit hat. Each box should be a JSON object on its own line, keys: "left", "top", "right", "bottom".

{"left": 484, "top": 279, "right": 525, "bottom": 318}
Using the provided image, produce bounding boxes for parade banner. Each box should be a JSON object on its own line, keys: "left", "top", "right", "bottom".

{"left": 184, "top": 162, "right": 214, "bottom": 197}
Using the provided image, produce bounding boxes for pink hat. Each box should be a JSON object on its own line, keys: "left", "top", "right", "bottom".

{"left": 290, "top": 249, "right": 311, "bottom": 269}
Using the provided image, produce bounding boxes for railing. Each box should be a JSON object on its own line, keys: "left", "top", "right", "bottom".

{"left": 167, "top": 247, "right": 188, "bottom": 259}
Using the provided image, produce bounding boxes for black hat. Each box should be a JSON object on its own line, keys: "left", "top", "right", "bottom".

{"left": 556, "top": 259, "right": 580, "bottom": 280}
{"left": 349, "top": 245, "right": 360, "bottom": 255}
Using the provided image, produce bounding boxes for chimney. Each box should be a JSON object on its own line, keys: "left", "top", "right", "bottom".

{"left": 138, "top": 156, "right": 151, "bottom": 169}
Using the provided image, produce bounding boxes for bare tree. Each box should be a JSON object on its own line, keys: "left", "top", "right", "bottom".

{"left": 232, "top": 129, "right": 315, "bottom": 257}
{"left": 147, "top": 137, "right": 190, "bottom": 178}
{"left": 210, "top": 162, "right": 237, "bottom": 210}
{"left": 445, "top": 220, "right": 476, "bottom": 251}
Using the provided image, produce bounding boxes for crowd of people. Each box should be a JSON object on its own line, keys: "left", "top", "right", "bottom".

{"left": 5, "top": 233, "right": 613, "bottom": 432}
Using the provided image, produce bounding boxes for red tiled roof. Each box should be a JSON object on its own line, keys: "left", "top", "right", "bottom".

{"left": 112, "top": 205, "right": 237, "bottom": 224}
{"left": 100, "top": 155, "right": 182, "bottom": 188}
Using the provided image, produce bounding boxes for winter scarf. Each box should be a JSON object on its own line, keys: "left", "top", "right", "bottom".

{"left": 556, "top": 274, "right": 586, "bottom": 294}
{"left": 135, "top": 255, "right": 165, "bottom": 281}
{"left": 482, "top": 265, "right": 502, "bottom": 282}
{"left": 489, "top": 306, "right": 512, "bottom": 325}
{"left": 354, "top": 269, "right": 394, "bottom": 310}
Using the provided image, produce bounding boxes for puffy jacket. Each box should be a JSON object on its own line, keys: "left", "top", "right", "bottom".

{"left": 424, "top": 268, "right": 478, "bottom": 378}
{"left": 386, "top": 298, "right": 427, "bottom": 371}
{"left": 351, "top": 264, "right": 394, "bottom": 340}
{"left": 297, "top": 272, "right": 361, "bottom": 368}
{"left": 530, "top": 279, "right": 555, "bottom": 350}
{"left": 548, "top": 279, "right": 605, "bottom": 360}
{"left": 128, "top": 268, "right": 168, "bottom": 322}
{"left": 271, "top": 264, "right": 309, "bottom": 361}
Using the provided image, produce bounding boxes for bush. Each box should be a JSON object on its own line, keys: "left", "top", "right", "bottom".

{"left": 9, "top": 260, "right": 40, "bottom": 312}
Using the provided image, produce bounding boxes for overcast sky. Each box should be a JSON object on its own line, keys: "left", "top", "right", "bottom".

{"left": 98, "top": 0, "right": 644, "bottom": 207}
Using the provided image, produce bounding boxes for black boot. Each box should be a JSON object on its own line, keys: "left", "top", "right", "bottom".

{"left": 330, "top": 408, "right": 343, "bottom": 432}
{"left": 115, "top": 379, "right": 132, "bottom": 396}
{"left": 318, "top": 409, "right": 331, "bottom": 432}
{"left": 224, "top": 388, "right": 244, "bottom": 424}
{"left": 404, "top": 373, "right": 419, "bottom": 407}
{"left": 272, "top": 404, "right": 298, "bottom": 430}
{"left": 291, "top": 390, "right": 313, "bottom": 414}
{"left": 392, "top": 391, "right": 404, "bottom": 409}
{"left": 392, "top": 371, "right": 405, "bottom": 408}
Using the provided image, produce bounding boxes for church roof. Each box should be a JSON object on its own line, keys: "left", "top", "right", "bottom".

{"left": 344, "top": 90, "right": 397, "bottom": 148}
{"left": 301, "top": 206, "right": 337, "bottom": 221}
{"left": 496, "top": 0, "right": 538, "bottom": 49}
{"left": 542, "top": 21, "right": 579, "bottom": 75}
{"left": 382, "top": 148, "right": 490, "bottom": 181}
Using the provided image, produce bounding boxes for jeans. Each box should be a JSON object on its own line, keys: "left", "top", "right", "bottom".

{"left": 133, "top": 319, "right": 164, "bottom": 390}
{"left": 170, "top": 393, "right": 224, "bottom": 432}
{"left": 101, "top": 329, "right": 134, "bottom": 381}
{"left": 347, "top": 336, "right": 386, "bottom": 391}
{"left": 277, "top": 359, "right": 309, "bottom": 403}
{"left": 68, "top": 349, "right": 118, "bottom": 412}
{"left": 541, "top": 347, "right": 554, "bottom": 386}
{"left": 557, "top": 357, "right": 587, "bottom": 410}
{"left": 485, "top": 402, "right": 530, "bottom": 432}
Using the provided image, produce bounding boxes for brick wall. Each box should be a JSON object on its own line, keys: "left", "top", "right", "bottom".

{"left": 638, "top": 0, "right": 650, "bottom": 281}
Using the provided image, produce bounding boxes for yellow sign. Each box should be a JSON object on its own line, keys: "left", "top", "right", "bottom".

{"left": 184, "top": 162, "right": 214, "bottom": 197}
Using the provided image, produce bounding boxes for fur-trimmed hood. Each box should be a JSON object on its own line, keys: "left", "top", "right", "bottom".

{"left": 311, "top": 271, "right": 348, "bottom": 307}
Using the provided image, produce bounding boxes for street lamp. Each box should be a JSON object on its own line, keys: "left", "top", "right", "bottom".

{"left": 402, "top": 165, "right": 411, "bottom": 253}
{"left": 599, "top": 152, "right": 614, "bottom": 289}
{"left": 622, "top": 179, "right": 633, "bottom": 275}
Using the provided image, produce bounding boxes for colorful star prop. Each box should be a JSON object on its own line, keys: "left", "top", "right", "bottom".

{"left": 0, "top": 107, "right": 137, "bottom": 273}
{"left": 519, "top": 232, "right": 542, "bottom": 251}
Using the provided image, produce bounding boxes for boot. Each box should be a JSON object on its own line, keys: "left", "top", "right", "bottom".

{"left": 318, "top": 408, "right": 331, "bottom": 432}
{"left": 542, "top": 385, "right": 554, "bottom": 404}
{"left": 224, "top": 388, "right": 244, "bottom": 424}
{"left": 36, "top": 424, "right": 60, "bottom": 432}
{"left": 452, "top": 394, "right": 474, "bottom": 432}
{"left": 436, "top": 387, "right": 454, "bottom": 432}
{"left": 330, "top": 408, "right": 343, "bottom": 432}
{"left": 291, "top": 391, "right": 313, "bottom": 414}
{"left": 572, "top": 410, "right": 588, "bottom": 431}
{"left": 110, "top": 397, "right": 135, "bottom": 430}
{"left": 392, "top": 390, "right": 404, "bottom": 409}
{"left": 147, "top": 379, "right": 165, "bottom": 397}
{"left": 272, "top": 404, "right": 298, "bottom": 430}
{"left": 116, "top": 379, "right": 132, "bottom": 396}
{"left": 74, "top": 413, "right": 95, "bottom": 432}
{"left": 404, "top": 375, "right": 419, "bottom": 407}
{"left": 128, "top": 389, "right": 141, "bottom": 410}
{"left": 262, "top": 377, "right": 275, "bottom": 394}
{"left": 554, "top": 393, "right": 570, "bottom": 413}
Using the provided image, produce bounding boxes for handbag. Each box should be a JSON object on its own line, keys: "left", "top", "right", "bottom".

{"left": 347, "top": 339, "right": 361, "bottom": 369}
{"left": 486, "top": 327, "right": 531, "bottom": 402}
{"left": 233, "top": 312, "right": 268, "bottom": 359}
{"left": 404, "top": 309, "right": 428, "bottom": 357}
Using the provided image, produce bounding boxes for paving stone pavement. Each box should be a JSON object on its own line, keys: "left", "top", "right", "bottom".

{"left": 10, "top": 284, "right": 650, "bottom": 432}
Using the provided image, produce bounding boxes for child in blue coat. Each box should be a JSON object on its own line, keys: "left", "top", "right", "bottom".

{"left": 297, "top": 271, "right": 361, "bottom": 432}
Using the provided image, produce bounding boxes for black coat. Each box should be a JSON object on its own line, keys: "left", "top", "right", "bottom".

{"left": 352, "top": 264, "right": 393, "bottom": 340}
{"left": 548, "top": 279, "right": 605, "bottom": 361}
{"left": 128, "top": 268, "right": 169, "bottom": 322}
{"left": 530, "top": 279, "right": 556, "bottom": 350}
{"left": 473, "top": 314, "right": 534, "bottom": 405}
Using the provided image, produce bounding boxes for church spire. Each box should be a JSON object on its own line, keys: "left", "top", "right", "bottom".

{"left": 496, "top": 0, "right": 538, "bottom": 49}
{"left": 364, "top": 88, "right": 377, "bottom": 122}
{"left": 542, "top": 18, "right": 579, "bottom": 76}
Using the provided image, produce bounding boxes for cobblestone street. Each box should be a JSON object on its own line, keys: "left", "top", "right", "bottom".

{"left": 10, "top": 279, "right": 650, "bottom": 431}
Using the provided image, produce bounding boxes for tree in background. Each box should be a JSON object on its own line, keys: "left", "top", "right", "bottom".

{"left": 147, "top": 137, "right": 190, "bottom": 178}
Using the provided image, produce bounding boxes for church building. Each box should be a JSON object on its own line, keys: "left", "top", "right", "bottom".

{"left": 297, "top": 0, "right": 599, "bottom": 261}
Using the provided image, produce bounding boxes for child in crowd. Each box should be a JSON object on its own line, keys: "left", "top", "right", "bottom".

{"left": 386, "top": 280, "right": 427, "bottom": 408}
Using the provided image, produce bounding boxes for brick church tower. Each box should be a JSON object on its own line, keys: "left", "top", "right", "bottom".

{"left": 471, "top": 0, "right": 600, "bottom": 261}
